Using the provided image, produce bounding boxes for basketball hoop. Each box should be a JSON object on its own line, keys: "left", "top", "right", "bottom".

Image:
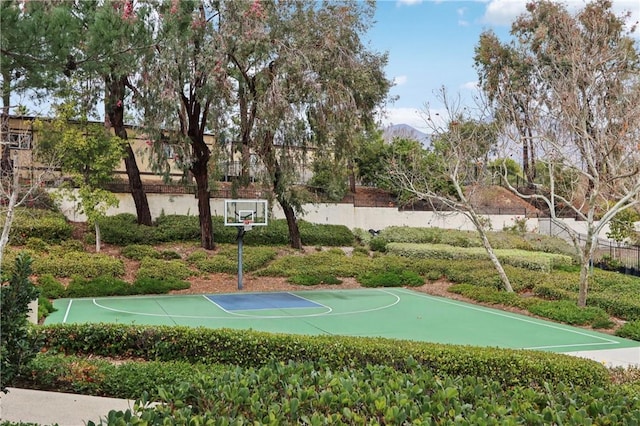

{"left": 243, "top": 219, "right": 253, "bottom": 232}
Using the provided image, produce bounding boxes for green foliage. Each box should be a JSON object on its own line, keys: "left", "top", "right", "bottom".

{"left": 369, "top": 236, "right": 387, "bottom": 252}
{"left": 135, "top": 257, "right": 194, "bottom": 282}
{"left": 449, "top": 283, "right": 531, "bottom": 309}
{"left": 36, "top": 274, "right": 65, "bottom": 299}
{"left": 64, "top": 275, "right": 190, "bottom": 298}
{"left": 99, "top": 215, "right": 354, "bottom": 247}
{"left": 287, "top": 273, "right": 342, "bottom": 286}
{"left": 121, "top": 244, "right": 161, "bottom": 261}
{"left": 20, "top": 354, "right": 640, "bottom": 425}
{"left": 38, "top": 296, "right": 57, "bottom": 321}
{"left": 606, "top": 208, "right": 640, "bottom": 244}
{"left": 308, "top": 156, "right": 349, "bottom": 202}
{"left": 0, "top": 253, "right": 41, "bottom": 393}
{"left": 6, "top": 208, "right": 73, "bottom": 245}
{"left": 299, "top": 221, "right": 354, "bottom": 246}
{"left": 33, "top": 251, "right": 125, "bottom": 278}
{"left": 37, "top": 323, "right": 609, "bottom": 389}
{"left": 616, "top": 320, "right": 640, "bottom": 341}
{"left": 387, "top": 242, "right": 572, "bottom": 272}
{"left": 25, "top": 237, "right": 49, "bottom": 252}
{"left": 192, "top": 245, "right": 278, "bottom": 274}
{"left": 527, "top": 300, "right": 614, "bottom": 328}
{"left": 358, "top": 268, "right": 424, "bottom": 287}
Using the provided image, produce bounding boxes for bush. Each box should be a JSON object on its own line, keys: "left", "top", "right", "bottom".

{"left": 287, "top": 273, "right": 342, "bottom": 286}
{"left": 37, "top": 323, "right": 610, "bottom": 389}
{"left": 135, "top": 257, "right": 194, "bottom": 282}
{"left": 33, "top": 252, "right": 125, "bottom": 278}
{"left": 36, "top": 274, "right": 65, "bottom": 299}
{"left": 192, "top": 245, "right": 278, "bottom": 274}
{"left": 131, "top": 277, "right": 190, "bottom": 294}
{"left": 299, "top": 221, "right": 354, "bottom": 246}
{"left": 25, "top": 237, "right": 49, "bottom": 252}
{"left": 527, "top": 300, "right": 614, "bottom": 328}
{"left": 0, "top": 253, "right": 41, "bottom": 392}
{"left": 6, "top": 208, "right": 72, "bottom": 245}
{"left": 65, "top": 276, "right": 132, "bottom": 298}
{"left": 358, "top": 269, "right": 423, "bottom": 287}
{"left": 369, "top": 236, "right": 387, "bottom": 252}
{"left": 616, "top": 320, "right": 640, "bottom": 341}
{"left": 121, "top": 244, "right": 161, "bottom": 261}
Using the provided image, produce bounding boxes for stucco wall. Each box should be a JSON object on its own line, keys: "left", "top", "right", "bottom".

{"left": 54, "top": 190, "right": 541, "bottom": 234}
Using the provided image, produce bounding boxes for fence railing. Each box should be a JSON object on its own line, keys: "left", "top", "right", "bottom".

{"left": 538, "top": 218, "right": 640, "bottom": 276}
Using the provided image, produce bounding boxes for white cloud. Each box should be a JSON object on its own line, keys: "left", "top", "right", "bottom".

{"left": 377, "top": 106, "right": 454, "bottom": 133}
{"left": 460, "top": 81, "right": 479, "bottom": 91}
{"left": 393, "top": 75, "right": 408, "bottom": 86}
{"left": 482, "top": 0, "right": 527, "bottom": 26}
{"left": 458, "top": 19, "right": 469, "bottom": 26}
{"left": 396, "top": 0, "right": 423, "bottom": 6}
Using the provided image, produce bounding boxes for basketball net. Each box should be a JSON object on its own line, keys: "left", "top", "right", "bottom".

{"left": 243, "top": 219, "right": 253, "bottom": 231}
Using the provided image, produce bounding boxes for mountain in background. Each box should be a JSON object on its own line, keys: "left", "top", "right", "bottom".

{"left": 382, "top": 124, "right": 431, "bottom": 147}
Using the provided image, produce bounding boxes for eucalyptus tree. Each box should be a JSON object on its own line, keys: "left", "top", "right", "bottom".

{"left": 222, "top": 0, "right": 390, "bottom": 248}
{"left": 136, "top": 0, "right": 232, "bottom": 250}
{"left": 475, "top": 31, "right": 538, "bottom": 187}
{"left": 388, "top": 89, "right": 513, "bottom": 292}
{"left": 483, "top": 0, "right": 640, "bottom": 306}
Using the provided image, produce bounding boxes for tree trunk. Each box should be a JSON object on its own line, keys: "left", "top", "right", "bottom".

{"left": 475, "top": 216, "right": 513, "bottom": 292}
{"left": 577, "top": 238, "right": 594, "bottom": 308}
{"left": 105, "top": 75, "right": 152, "bottom": 226}
{"left": 94, "top": 222, "right": 101, "bottom": 253}
{"left": 280, "top": 198, "right": 302, "bottom": 249}
{"left": 190, "top": 133, "right": 214, "bottom": 250}
{"left": 348, "top": 159, "right": 356, "bottom": 193}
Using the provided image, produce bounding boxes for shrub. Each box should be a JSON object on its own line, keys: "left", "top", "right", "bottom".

{"left": 98, "top": 213, "right": 153, "bottom": 245}
{"left": 135, "top": 258, "right": 194, "bottom": 282}
{"left": 358, "top": 269, "right": 423, "bottom": 287}
{"left": 36, "top": 274, "right": 66, "bottom": 299}
{"left": 527, "top": 300, "right": 614, "bottom": 328}
{"left": 299, "top": 221, "right": 354, "bottom": 246}
{"left": 25, "top": 237, "right": 49, "bottom": 252}
{"left": 448, "top": 283, "right": 531, "bottom": 309}
{"left": 616, "top": 320, "right": 640, "bottom": 341}
{"left": 192, "top": 245, "right": 278, "bottom": 274}
{"left": 33, "top": 252, "right": 125, "bottom": 278}
{"left": 65, "top": 276, "right": 132, "bottom": 298}
{"left": 0, "top": 253, "right": 41, "bottom": 392}
{"left": 131, "top": 277, "right": 190, "bottom": 294}
{"left": 287, "top": 273, "right": 342, "bottom": 286}
{"left": 38, "top": 296, "right": 57, "bottom": 321}
{"left": 121, "top": 244, "right": 161, "bottom": 261}
{"left": 37, "top": 323, "right": 610, "bottom": 388}
{"left": 154, "top": 214, "right": 200, "bottom": 242}
{"left": 7, "top": 208, "right": 72, "bottom": 245}
{"left": 369, "top": 236, "right": 387, "bottom": 252}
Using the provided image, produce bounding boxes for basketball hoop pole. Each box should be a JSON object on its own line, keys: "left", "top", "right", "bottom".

{"left": 236, "top": 226, "right": 245, "bottom": 290}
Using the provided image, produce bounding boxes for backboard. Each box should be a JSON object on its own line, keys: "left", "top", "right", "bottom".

{"left": 224, "top": 199, "right": 268, "bottom": 227}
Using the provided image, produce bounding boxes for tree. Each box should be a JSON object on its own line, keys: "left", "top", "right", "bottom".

{"left": 1, "top": 0, "right": 79, "bottom": 179}
{"left": 56, "top": 0, "right": 154, "bottom": 226}
{"left": 388, "top": 89, "right": 514, "bottom": 292}
{"left": 35, "top": 101, "right": 124, "bottom": 252}
{"left": 475, "top": 31, "right": 538, "bottom": 187}
{"left": 135, "top": 0, "right": 231, "bottom": 250}
{"left": 224, "top": 0, "right": 390, "bottom": 248}
{"left": 485, "top": 0, "right": 640, "bottom": 306}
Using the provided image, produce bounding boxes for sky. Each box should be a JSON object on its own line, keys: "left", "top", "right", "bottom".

{"left": 369, "top": 0, "right": 640, "bottom": 133}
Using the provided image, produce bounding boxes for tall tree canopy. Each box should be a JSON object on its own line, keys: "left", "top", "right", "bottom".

{"left": 479, "top": 0, "right": 640, "bottom": 306}
{"left": 223, "top": 0, "right": 390, "bottom": 248}
{"left": 136, "top": 0, "right": 390, "bottom": 249}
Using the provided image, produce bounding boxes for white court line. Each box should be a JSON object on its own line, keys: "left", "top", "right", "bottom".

{"left": 62, "top": 299, "right": 73, "bottom": 323}
{"left": 393, "top": 288, "right": 620, "bottom": 349}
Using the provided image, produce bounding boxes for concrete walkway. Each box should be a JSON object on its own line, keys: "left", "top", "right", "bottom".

{"left": 0, "top": 387, "right": 134, "bottom": 426}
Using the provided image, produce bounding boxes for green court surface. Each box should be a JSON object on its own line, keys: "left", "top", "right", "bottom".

{"left": 45, "top": 288, "right": 640, "bottom": 354}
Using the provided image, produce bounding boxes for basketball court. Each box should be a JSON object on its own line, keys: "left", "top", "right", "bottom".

{"left": 44, "top": 288, "right": 640, "bottom": 367}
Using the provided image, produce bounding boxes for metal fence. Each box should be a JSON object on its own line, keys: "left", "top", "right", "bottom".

{"left": 538, "top": 218, "right": 640, "bottom": 277}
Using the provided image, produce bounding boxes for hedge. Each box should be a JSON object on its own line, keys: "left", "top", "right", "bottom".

{"left": 37, "top": 323, "right": 610, "bottom": 389}
{"left": 386, "top": 243, "right": 573, "bottom": 272}
{"left": 6, "top": 208, "right": 73, "bottom": 245}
